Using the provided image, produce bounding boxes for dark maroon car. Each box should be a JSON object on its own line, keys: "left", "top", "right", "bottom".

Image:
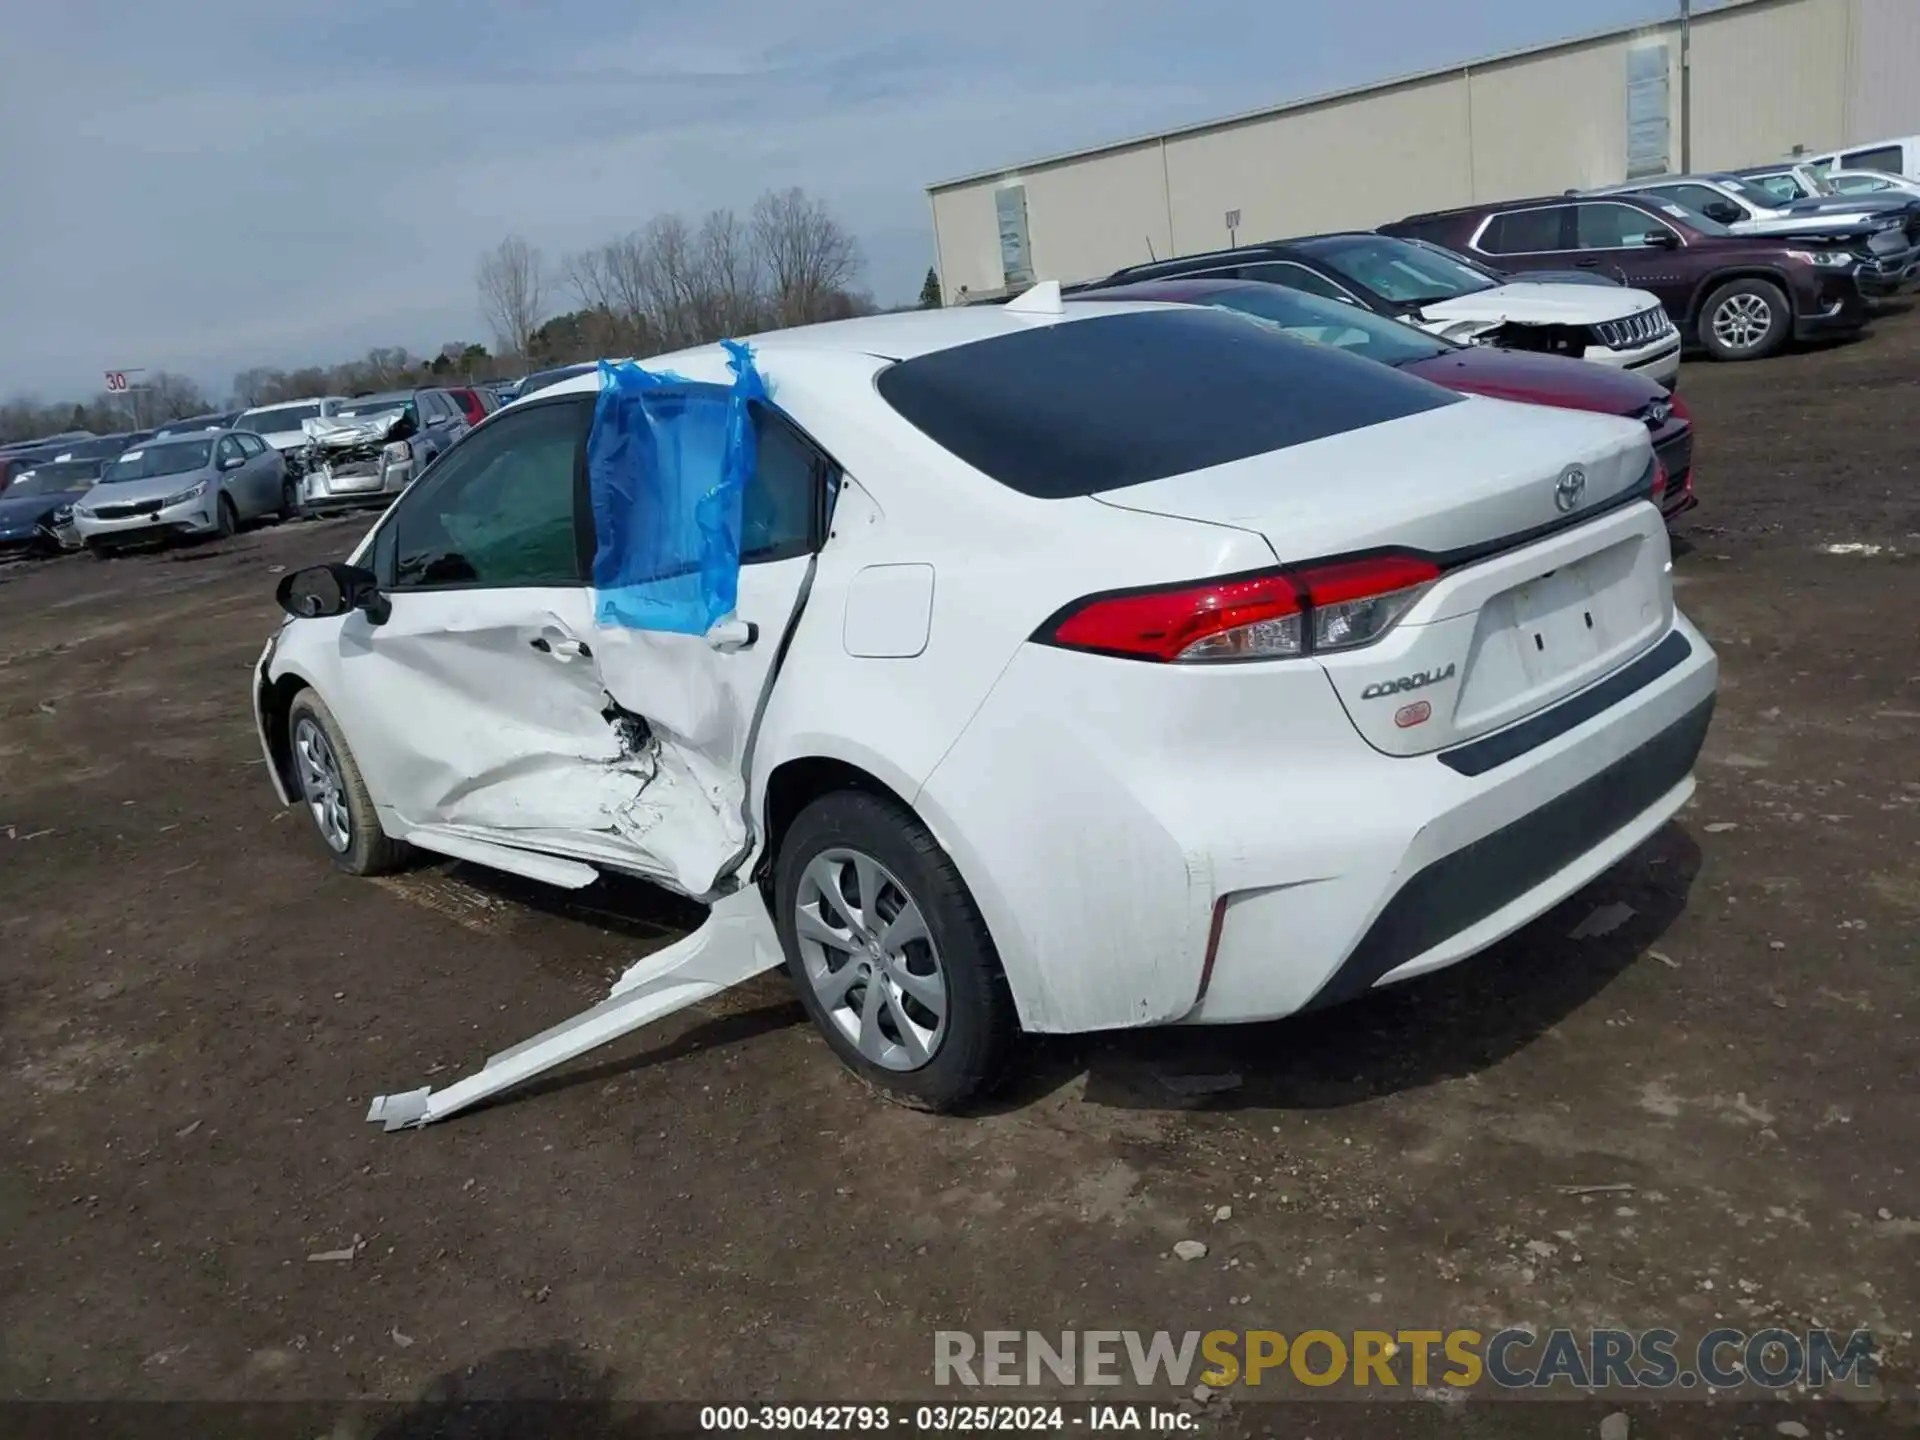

{"left": 1074, "top": 278, "right": 1696, "bottom": 520}
{"left": 1381, "top": 193, "right": 1868, "bottom": 363}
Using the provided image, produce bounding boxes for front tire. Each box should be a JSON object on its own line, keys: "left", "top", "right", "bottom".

{"left": 1699, "top": 278, "right": 1789, "bottom": 361}
{"left": 774, "top": 790, "right": 1018, "bottom": 1111}
{"left": 285, "top": 690, "right": 407, "bottom": 875}
{"left": 215, "top": 494, "right": 239, "bottom": 538}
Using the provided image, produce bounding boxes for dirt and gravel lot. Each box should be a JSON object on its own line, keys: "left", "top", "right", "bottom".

{"left": 1, "top": 314, "right": 1916, "bottom": 1438}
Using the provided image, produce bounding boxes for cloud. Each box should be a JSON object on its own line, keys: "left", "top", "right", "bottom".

{"left": 0, "top": 0, "right": 1666, "bottom": 400}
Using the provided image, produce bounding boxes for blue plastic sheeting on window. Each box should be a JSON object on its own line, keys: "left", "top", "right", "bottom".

{"left": 587, "top": 340, "right": 769, "bottom": 633}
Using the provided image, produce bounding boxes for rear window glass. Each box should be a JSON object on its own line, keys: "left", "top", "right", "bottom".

{"left": 874, "top": 309, "right": 1459, "bottom": 498}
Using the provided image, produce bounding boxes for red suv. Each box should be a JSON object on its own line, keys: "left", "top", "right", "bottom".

{"left": 444, "top": 386, "right": 496, "bottom": 427}
{"left": 1075, "top": 278, "right": 1696, "bottom": 520}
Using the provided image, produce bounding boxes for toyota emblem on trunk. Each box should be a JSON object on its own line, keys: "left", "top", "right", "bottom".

{"left": 1554, "top": 466, "right": 1588, "bottom": 513}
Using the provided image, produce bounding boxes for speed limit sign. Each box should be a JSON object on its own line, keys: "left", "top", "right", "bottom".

{"left": 104, "top": 371, "right": 128, "bottom": 392}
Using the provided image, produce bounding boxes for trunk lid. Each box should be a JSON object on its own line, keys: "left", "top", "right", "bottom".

{"left": 1094, "top": 396, "right": 1673, "bottom": 755}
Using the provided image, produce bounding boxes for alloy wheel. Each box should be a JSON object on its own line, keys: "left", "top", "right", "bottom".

{"left": 794, "top": 848, "right": 947, "bottom": 1071}
{"left": 1712, "top": 293, "right": 1773, "bottom": 351}
{"left": 292, "top": 717, "right": 352, "bottom": 852}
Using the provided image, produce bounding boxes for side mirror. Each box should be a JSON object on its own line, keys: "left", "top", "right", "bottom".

{"left": 276, "top": 562, "right": 390, "bottom": 624}
{"left": 220, "top": 453, "right": 246, "bottom": 470}
{"left": 1645, "top": 230, "right": 1681, "bottom": 249}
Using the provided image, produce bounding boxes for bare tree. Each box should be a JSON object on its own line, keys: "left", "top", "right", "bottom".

{"left": 476, "top": 234, "right": 547, "bottom": 360}
{"left": 692, "top": 208, "right": 767, "bottom": 338}
{"left": 143, "top": 371, "right": 210, "bottom": 422}
{"left": 751, "top": 187, "right": 863, "bottom": 327}
{"left": 231, "top": 367, "right": 283, "bottom": 407}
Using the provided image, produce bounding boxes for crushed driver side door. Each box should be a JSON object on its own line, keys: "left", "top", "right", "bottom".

{"left": 584, "top": 397, "right": 833, "bottom": 897}
{"left": 320, "top": 393, "right": 655, "bottom": 866}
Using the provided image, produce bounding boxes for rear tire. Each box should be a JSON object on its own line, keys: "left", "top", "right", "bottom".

{"left": 285, "top": 689, "right": 407, "bottom": 876}
{"left": 278, "top": 478, "right": 300, "bottom": 522}
{"left": 1698, "top": 278, "right": 1790, "bottom": 361}
{"left": 774, "top": 790, "right": 1018, "bottom": 1111}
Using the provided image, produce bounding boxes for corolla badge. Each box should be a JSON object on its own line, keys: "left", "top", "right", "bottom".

{"left": 1554, "top": 466, "right": 1588, "bottom": 513}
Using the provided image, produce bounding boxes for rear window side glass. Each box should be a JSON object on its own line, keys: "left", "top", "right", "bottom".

{"left": 1482, "top": 207, "right": 1569, "bottom": 254}
{"left": 1238, "top": 261, "right": 1353, "bottom": 301}
{"left": 874, "top": 309, "right": 1460, "bottom": 499}
{"left": 744, "top": 404, "right": 824, "bottom": 564}
{"left": 1843, "top": 145, "right": 1904, "bottom": 172}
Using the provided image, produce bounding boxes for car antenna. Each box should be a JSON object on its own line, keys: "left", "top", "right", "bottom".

{"left": 1146, "top": 236, "right": 1158, "bottom": 261}
{"left": 1006, "top": 280, "right": 1065, "bottom": 316}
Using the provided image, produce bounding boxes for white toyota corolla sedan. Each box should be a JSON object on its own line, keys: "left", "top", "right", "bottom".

{"left": 253, "top": 290, "right": 1717, "bottom": 1118}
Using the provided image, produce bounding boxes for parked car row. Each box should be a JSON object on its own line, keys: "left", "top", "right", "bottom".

{"left": 0, "top": 383, "right": 507, "bottom": 564}
{"left": 1042, "top": 135, "right": 1920, "bottom": 398}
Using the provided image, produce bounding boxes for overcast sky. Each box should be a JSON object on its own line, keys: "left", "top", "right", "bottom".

{"left": 0, "top": 0, "right": 1674, "bottom": 401}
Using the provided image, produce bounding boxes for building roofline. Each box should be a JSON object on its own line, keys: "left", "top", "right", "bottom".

{"left": 926, "top": 0, "right": 1766, "bottom": 194}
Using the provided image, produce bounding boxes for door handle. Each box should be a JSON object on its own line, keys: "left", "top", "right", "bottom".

{"left": 1575, "top": 259, "right": 1601, "bottom": 268}
{"left": 706, "top": 618, "right": 759, "bottom": 652}
{"left": 529, "top": 636, "right": 590, "bottom": 660}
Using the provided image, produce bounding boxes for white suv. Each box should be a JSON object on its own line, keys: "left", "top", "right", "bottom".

{"left": 234, "top": 397, "right": 348, "bottom": 457}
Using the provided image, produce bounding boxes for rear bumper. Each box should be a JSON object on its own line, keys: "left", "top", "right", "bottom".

{"left": 300, "top": 457, "right": 413, "bottom": 510}
{"left": 1187, "top": 614, "right": 1716, "bottom": 1022}
{"left": 1303, "top": 691, "right": 1711, "bottom": 1011}
{"left": 920, "top": 585, "right": 1719, "bottom": 1034}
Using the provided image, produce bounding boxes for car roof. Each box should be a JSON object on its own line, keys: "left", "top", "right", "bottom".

{"left": 534, "top": 297, "right": 1185, "bottom": 399}
{"left": 242, "top": 396, "right": 340, "bottom": 410}
{"left": 1398, "top": 190, "right": 1662, "bottom": 223}
{"left": 1107, "top": 241, "right": 1311, "bottom": 278}
{"left": 1073, "top": 277, "right": 1257, "bottom": 301}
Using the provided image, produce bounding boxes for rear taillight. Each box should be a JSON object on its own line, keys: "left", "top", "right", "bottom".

{"left": 1042, "top": 553, "right": 1440, "bottom": 664}
{"left": 1295, "top": 555, "right": 1441, "bottom": 653}
{"left": 1651, "top": 457, "right": 1669, "bottom": 509}
{"left": 1666, "top": 391, "right": 1691, "bottom": 424}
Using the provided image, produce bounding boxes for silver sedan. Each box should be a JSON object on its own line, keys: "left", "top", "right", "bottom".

{"left": 73, "top": 431, "right": 291, "bottom": 557}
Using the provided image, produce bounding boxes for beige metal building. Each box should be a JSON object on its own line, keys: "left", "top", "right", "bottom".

{"left": 927, "top": 0, "right": 1920, "bottom": 301}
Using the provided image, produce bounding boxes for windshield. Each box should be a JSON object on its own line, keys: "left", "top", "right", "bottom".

{"left": 1199, "top": 285, "right": 1451, "bottom": 366}
{"left": 101, "top": 441, "right": 211, "bottom": 482}
{"left": 1300, "top": 236, "right": 1498, "bottom": 307}
{"left": 519, "top": 364, "right": 595, "bottom": 397}
{"left": 240, "top": 404, "right": 324, "bottom": 433}
{"left": 156, "top": 414, "right": 223, "bottom": 435}
{"left": 6, "top": 462, "right": 101, "bottom": 496}
{"left": 55, "top": 436, "right": 140, "bottom": 461}
{"left": 1643, "top": 198, "right": 1732, "bottom": 237}
{"left": 1721, "top": 176, "right": 1788, "bottom": 208}
{"left": 335, "top": 394, "right": 410, "bottom": 418}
